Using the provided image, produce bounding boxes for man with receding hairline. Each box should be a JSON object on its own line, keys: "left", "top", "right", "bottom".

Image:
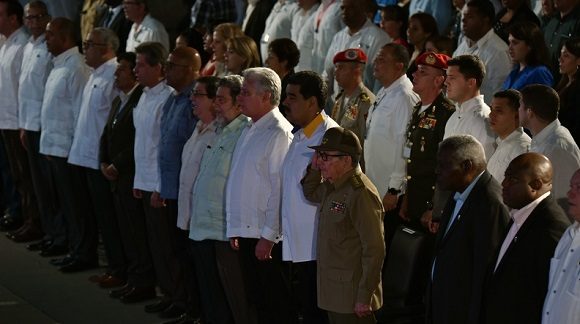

{"left": 482, "top": 152, "right": 569, "bottom": 324}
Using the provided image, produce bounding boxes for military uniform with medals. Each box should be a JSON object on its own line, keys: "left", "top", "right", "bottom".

{"left": 331, "top": 84, "right": 375, "bottom": 143}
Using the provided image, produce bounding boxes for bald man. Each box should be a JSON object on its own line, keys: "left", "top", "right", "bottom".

{"left": 482, "top": 153, "right": 570, "bottom": 324}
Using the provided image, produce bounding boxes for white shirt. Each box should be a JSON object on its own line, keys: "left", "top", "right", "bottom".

{"left": 444, "top": 95, "right": 496, "bottom": 159}
{"left": 364, "top": 75, "right": 419, "bottom": 198}
{"left": 177, "top": 120, "right": 219, "bottom": 230}
{"left": 133, "top": 80, "right": 173, "bottom": 192}
{"left": 126, "top": 14, "right": 170, "bottom": 52}
{"left": 40, "top": 47, "right": 91, "bottom": 158}
{"left": 494, "top": 191, "right": 551, "bottom": 271}
{"left": 18, "top": 35, "right": 52, "bottom": 131}
{"left": 310, "top": 0, "right": 343, "bottom": 74}
{"left": 453, "top": 29, "right": 511, "bottom": 105}
{"left": 530, "top": 120, "right": 580, "bottom": 203}
{"left": 0, "top": 27, "right": 29, "bottom": 130}
{"left": 68, "top": 58, "right": 118, "bottom": 169}
{"left": 281, "top": 113, "right": 338, "bottom": 262}
{"left": 260, "top": 0, "right": 299, "bottom": 60}
{"left": 542, "top": 222, "right": 580, "bottom": 324}
{"left": 226, "top": 108, "right": 293, "bottom": 242}
{"left": 487, "top": 127, "right": 531, "bottom": 183}
{"left": 292, "top": 4, "right": 319, "bottom": 72}
{"left": 323, "top": 19, "right": 392, "bottom": 97}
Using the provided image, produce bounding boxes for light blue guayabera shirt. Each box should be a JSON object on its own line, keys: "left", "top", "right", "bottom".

{"left": 189, "top": 114, "right": 250, "bottom": 242}
{"left": 409, "top": 0, "right": 454, "bottom": 34}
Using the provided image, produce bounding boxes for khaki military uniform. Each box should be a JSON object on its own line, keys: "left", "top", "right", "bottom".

{"left": 330, "top": 83, "right": 375, "bottom": 143}
{"left": 80, "top": 0, "right": 106, "bottom": 42}
{"left": 302, "top": 166, "right": 385, "bottom": 315}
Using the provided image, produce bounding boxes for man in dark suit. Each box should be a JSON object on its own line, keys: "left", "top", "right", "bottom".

{"left": 482, "top": 152, "right": 570, "bottom": 324}
{"left": 98, "top": 0, "right": 131, "bottom": 54}
{"left": 99, "top": 52, "right": 156, "bottom": 302}
{"left": 428, "top": 135, "right": 510, "bottom": 324}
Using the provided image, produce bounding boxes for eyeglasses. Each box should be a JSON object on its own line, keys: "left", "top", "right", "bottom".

{"left": 165, "top": 61, "right": 189, "bottom": 69}
{"left": 191, "top": 91, "right": 209, "bottom": 98}
{"left": 83, "top": 41, "right": 107, "bottom": 49}
{"left": 317, "top": 151, "right": 348, "bottom": 161}
{"left": 25, "top": 14, "right": 47, "bottom": 21}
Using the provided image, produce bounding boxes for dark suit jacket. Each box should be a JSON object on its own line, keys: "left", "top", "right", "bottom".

{"left": 99, "top": 85, "right": 144, "bottom": 191}
{"left": 98, "top": 6, "right": 132, "bottom": 55}
{"left": 428, "top": 171, "right": 510, "bottom": 324}
{"left": 481, "top": 195, "right": 570, "bottom": 324}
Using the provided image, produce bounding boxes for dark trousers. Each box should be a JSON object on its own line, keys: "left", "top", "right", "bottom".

{"left": 112, "top": 178, "right": 154, "bottom": 287}
{"left": 49, "top": 157, "right": 97, "bottom": 263}
{"left": 0, "top": 135, "right": 20, "bottom": 218}
{"left": 238, "top": 237, "right": 294, "bottom": 324}
{"left": 291, "top": 261, "right": 328, "bottom": 324}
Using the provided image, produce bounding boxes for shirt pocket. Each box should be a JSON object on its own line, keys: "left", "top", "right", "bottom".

{"left": 567, "top": 262, "right": 580, "bottom": 299}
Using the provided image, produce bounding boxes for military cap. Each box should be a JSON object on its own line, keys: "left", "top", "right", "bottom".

{"left": 415, "top": 52, "right": 451, "bottom": 70}
{"left": 309, "top": 127, "right": 362, "bottom": 156}
{"left": 333, "top": 48, "right": 368, "bottom": 65}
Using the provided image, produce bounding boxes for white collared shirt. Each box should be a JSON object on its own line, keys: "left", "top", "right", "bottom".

{"left": 310, "top": 0, "right": 343, "bottom": 74}
{"left": 454, "top": 29, "right": 511, "bottom": 105}
{"left": 260, "top": 0, "right": 299, "bottom": 60}
{"left": 133, "top": 80, "right": 173, "bottom": 192}
{"left": 0, "top": 27, "right": 29, "bottom": 130}
{"left": 444, "top": 95, "right": 496, "bottom": 159}
{"left": 281, "top": 112, "right": 338, "bottom": 262}
{"left": 530, "top": 120, "right": 580, "bottom": 202}
{"left": 68, "top": 58, "right": 118, "bottom": 170}
{"left": 542, "top": 222, "right": 580, "bottom": 324}
{"left": 364, "top": 75, "right": 419, "bottom": 197}
{"left": 226, "top": 108, "right": 293, "bottom": 242}
{"left": 18, "top": 34, "right": 52, "bottom": 131}
{"left": 488, "top": 127, "right": 531, "bottom": 183}
{"left": 291, "top": 4, "right": 319, "bottom": 72}
{"left": 126, "top": 14, "right": 169, "bottom": 52}
{"left": 40, "top": 47, "right": 91, "bottom": 158}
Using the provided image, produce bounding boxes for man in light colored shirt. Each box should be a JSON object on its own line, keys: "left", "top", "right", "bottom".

{"left": 281, "top": 71, "right": 337, "bottom": 324}
{"left": 290, "top": 0, "right": 319, "bottom": 72}
{"left": 225, "top": 67, "right": 294, "bottom": 324}
{"left": 123, "top": 0, "right": 169, "bottom": 52}
{"left": 40, "top": 18, "right": 92, "bottom": 270}
{"left": 483, "top": 153, "right": 569, "bottom": 324}
{"left": 519, "top": 84, "right": 580, "bottom": 209}
{"left": 542, "top": 168, "right": 580, "bottom": 324}
{"left": 453, "top": 0, "right": 511, "bottom": 105}
{"left": 310, "top": 0, "right": 343, "bottom": 74}
{"left": 259, "top": 0, "right": 298, "bottom": 61}
{"left": 409, "top": 0, "right": 454, "bottom": 34}
{"left": 444, "top": 54, "right": 496, "bottom": 159}
{"left": 487, "top": 89, "right": 531, "bottom": 183}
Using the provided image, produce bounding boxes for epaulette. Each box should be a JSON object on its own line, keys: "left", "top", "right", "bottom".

{"left": 350, "top": 173, "right": 364, "bottom": 189}
{"left": 359, "top": 92, "right": 371, "bottom": 103}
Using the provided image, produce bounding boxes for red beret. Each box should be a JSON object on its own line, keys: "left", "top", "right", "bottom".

{"left": 333, "top": 48, "right": 368, "bottom": 65}
{"left": 415, "top": 52, "right": 451, "bottom": 70}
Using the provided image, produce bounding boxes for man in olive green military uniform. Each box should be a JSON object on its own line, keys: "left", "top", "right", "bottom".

{"left": 330, "top": 48, "right": 375, "bottom": 144}
{"left": 302, "top": 127, "right": 385, "bottom": 324}
{"left": 399, "top": 52, "right": 455, "bottom": 233}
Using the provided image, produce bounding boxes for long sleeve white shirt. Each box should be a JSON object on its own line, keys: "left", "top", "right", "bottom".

{"left": 530, "top": 120, "right": 580, "bottom": 203}
{"left": 126, "top": 14, "right": 170, "bottom": 52}
{"left": 40, "top": 47, "right": 91, "bottom": 158}
{"left": 281, "top": 112, "right": 338, "bottom": 262}
{"left": 0, "top": 27, "right": 29, "bottom": 130}
{"left": 68, "top": 58, "right": 118, "bottom": 170}
{"left": 226, "top": 108, "right": 293, "bottom": 243}
{"left": 292, "top": 4, "right": 319, "bottom": 72}
{"left": 18, "top": 34, "right": 52, "bottom": 131}
{"left": 260, "top": 0, "right": 299, "bottom": 60}
{"left": 364, "top": 75, "right": 419, "bottom": 198}
{"left": 444, "top": 95, "right": 496, "bottom": 159}
{"left": 487, "top": 127, "right": 531, "bottom": 183}
{"left": 310, "top": 0, "right": 343, "bottom": 74}
{"left": 542, "top": 222, "right": 580, "bottom": 324}
{"left": 133, "top": 80, "right": 173, "bottom": 192}
{"left": 453, "top": 29, "right": 511, "bottom": 105}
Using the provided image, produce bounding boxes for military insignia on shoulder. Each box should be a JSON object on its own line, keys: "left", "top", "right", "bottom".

{"left": 360, "top": 92, "right": 371, "bottom": 103}
{"left": 330, "top": 200, "right": 346, "bottom": 213}
{"left": 350, "top": 174, "right": 364, "bottom": 189}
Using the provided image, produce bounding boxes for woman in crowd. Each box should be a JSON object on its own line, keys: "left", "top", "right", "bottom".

{"left": 379, "top": 5, "right": 410, "bottom": 52}
{"left": 406, "top": 12, "right": 438, "bottom": 78}
{"left": 502, "top": 21, "right": 553, "bottom": 90}
{"left": 211, "top": 23, "right": 244, "bottom": 77}
{"left": 264, "top": 38, "right": 300, "bottom": 116}
{"left": 493, "top": 0, "right": 540, "bottom": 43}
{"left": 556, "top": 37, "right": 580, "bottom": 144}
{"left": 224, "top": 35, "right": 260, "bottom": 76}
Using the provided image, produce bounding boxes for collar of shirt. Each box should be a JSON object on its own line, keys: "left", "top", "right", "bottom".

{"left": 195, "top": 118, "right": 219, "bottom": 135}
{"left": 466, "top": 28, "right": 495, "bottom": 49}
{"left": 331, "top": 167, "right": 358, "bottom": 190}
{"left": 453, "top": 171, "right": 485, "bottom": 203}
{"left": 508, "top": 191, "right": 551, "bottom": 229}
{"left": 572, "top": 221, "right": 580, "bottom": 235}
{"left": 348, "top": 19, "right": 375, "bottom": 37}
{"left": 52, "top": 46, "right": 80, "bottom": 66}
{"left": 223, "top": 114, "right": 250, "bottom": 133}
{"left": 531, "top": 119, "right": 560, "bottom": 146}
{"left": 4, "top": 26, "right": 28, "bottom": 45}
{"left": 28, "top": 33, "right": 45, "bottom": 46}
{"left": 92, "top": 57, "right": 117, "bottom": 76}
{"left": 143, "top": 79, "right": 168, "bottom": 95}
{"left": 248, "top": 108, "right": 278, "bottom": 129}
{"left": 302, "top": 112, "right": 325, "bottom": 139}
{"left": 457, "top": 94, "right": 486, "bottom": 115}
{"left": 119, "top": 83, "right": 139, "bottom": 106}
{"left": 383, "top": 74, "right": 410, "bottom": 93}
{"left": 496, "top": 127, "right": 525, "bottom": 146}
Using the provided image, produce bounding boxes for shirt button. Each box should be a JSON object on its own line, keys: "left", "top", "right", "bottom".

{"left": 553, "top": 290, "right": 557, "bottom": 294}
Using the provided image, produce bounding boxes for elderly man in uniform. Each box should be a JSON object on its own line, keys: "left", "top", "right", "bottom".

{"left": 331, "top": 48, "right": 374, "bottom": 144}
{"left": 302, "top": 127, "right": 385, "bottom": 324}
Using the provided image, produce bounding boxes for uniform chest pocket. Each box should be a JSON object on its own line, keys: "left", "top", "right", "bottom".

{"left": 568, "top": 263, "right": 580, "bottom": 299}
{"left": 327, "top": 201, "right": 351, "bottom": 240}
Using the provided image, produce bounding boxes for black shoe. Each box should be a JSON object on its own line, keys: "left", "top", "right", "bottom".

{"left": 110, "top": 284, "right": 133, "bottom": 298}
{"left": 119, "top": 286, "right": 156, "bottom": 303}
{"left": 40, "top": 244, "right": 68, "bottom": 257}
{"left": 27, "top": 240, "right": 51, "bottom": 251}
{"left": 50, "top": 256, "right": 74, "bottom": 266}
{"left": 144, "top": 300, "right": 172, "bottom": 313}
{"left": 59, "top": 260, "right": 98, "bottom": 273}
{"left": 161, "top": 313, "right": 201, "bottom": 324}
{"left": 158, "top": 304, "right": 186, "bottom": 319}
{"left": 0, "top": 216, "right": 22, "bottom": 232}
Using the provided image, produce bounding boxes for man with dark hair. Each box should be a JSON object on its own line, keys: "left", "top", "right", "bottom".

{"left": 281, "top": 71, "right": 338, "bottom": 324}
{"left": 543, "top": 0, "right": 580, "bottom": 79}
{"left": 519, "top": 84, "right": 580, "bottom": 208}
{"left": 123, "top": 0, "right": 168, "bottom": 52}
{"left": 428, "top": 134, "right": 509, "bottom": 324}
{"left": 302, "top": 126, "right": 385, "bottom": 324}
{"left": 454, "top": 0, "right": 511, "bottom": 104}
{"left": 444, "top": 54, "right": 496, "bottom": 159}
{"left": 98, "top": 0, "right": 131, "bottom": 55}
{"left": 487, "top": 89, "right": 531, "bottom": 183}
{"left": 482, "top": 152, "right": 569, "bottom": 324}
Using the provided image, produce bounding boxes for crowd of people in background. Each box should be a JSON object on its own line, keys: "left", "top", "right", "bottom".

{"left": 0, "top": 0, "right": 579, "bottom": 324}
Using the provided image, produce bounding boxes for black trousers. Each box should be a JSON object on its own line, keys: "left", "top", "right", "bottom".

{"left": 290, "top": 261, "right": 328, "bottom": 324}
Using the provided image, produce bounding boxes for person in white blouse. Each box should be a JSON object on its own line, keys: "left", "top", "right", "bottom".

{"left": 281, "top": 71, "right": 337, "bottom": 324}
{"left": 259, "top": 0, "right": 298, "bottom": 62}
{"left": 444, "top": 55, "right": 496, "bottom": 160}
{"left": 310, "top": 0, "right": 342, "bottom": 75}
{"left": 291, "top": 0, "right": 319, "bottom": 72}
{"left": 519, "top": 84, "right": 580, "bottom": 210}
{"left": 123, "top": 0, "right": 169, "bottom": 52}
{"left": 542, "top": 168, "right": 580, "bottom": 324}
{"left": 453, "top": 0, "right": 511, "bottom": 105}
{"left": 487, "top": 89, "right": 531, "bottom": 183}
{"left": 225, "top": 67, "right": 294, "bottom": 323}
